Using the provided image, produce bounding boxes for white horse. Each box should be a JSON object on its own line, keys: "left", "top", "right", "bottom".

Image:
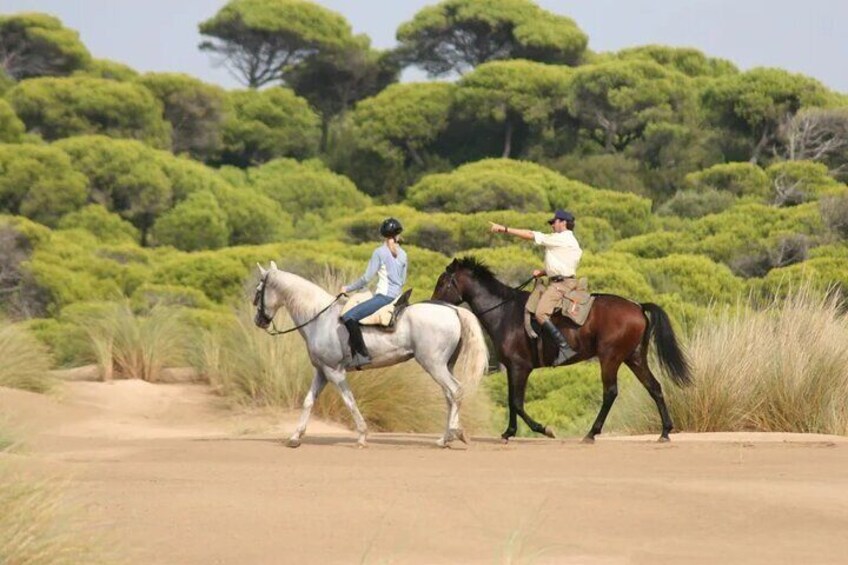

{"left": 254, "top": 262, "right": 489, "bottom": 448}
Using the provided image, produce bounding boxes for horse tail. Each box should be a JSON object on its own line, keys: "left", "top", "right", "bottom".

{"left": 451, "top": 307, "right": 489, "bottom": 391}
{"left": 641, "top": 303, "right": 692, "bottom": 387}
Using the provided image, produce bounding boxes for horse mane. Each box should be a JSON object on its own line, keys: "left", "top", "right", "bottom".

{"left": 267, "top": 269, "right": 334, "bottom": 321}
{"left": 453, "top": 257, "right": 515, "bottom": 299}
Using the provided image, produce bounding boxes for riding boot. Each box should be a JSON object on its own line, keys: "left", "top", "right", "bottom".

{"left": 343, "top": 319, "right": 372, "bottom": 369}
{"left": 541, "top": 320, "right": 578, "bottom": 367}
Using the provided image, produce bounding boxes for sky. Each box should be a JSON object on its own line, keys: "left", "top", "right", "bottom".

{"left": 1, "top": 0, "right": 846, "bottom": 92}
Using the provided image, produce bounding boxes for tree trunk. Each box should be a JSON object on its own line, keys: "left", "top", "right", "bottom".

{"left": 320, "top": 115, "right": 330, "bottom": 153}
{"left": 502, "top": 119, "right": 514, "bottom": 158}
{"left": 405, "top": 141, "right": 425, "bottom": 167}
{"left": 749, "top": 126, "right": 771, "bottom": 164}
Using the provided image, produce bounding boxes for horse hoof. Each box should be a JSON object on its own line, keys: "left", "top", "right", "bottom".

{"left": 456, "top": 430, "right": 469, "bottom": 445}
{"left": 581, "top": 436, "right": 595, "bottom": 445}
{"left": 436, "top": 438, "right": 448, "bottom": 448}
{"left": 501, "top": 437, "right": 510, "bottom": 445}
{"left": 357, "top": 440, "right": 368, "bottom": 449}
{"left": 286, "top": 438, "right": 301, "bottom": 448}
{"left": 658, "top": 436, "right": 670, "bottom": 443}
{"left": 543, "top": 426, "right": 556, "bottom": 439}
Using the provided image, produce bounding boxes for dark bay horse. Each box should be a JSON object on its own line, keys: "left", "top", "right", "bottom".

{"left": 432, "top": 257, "right": 691, "bottom": 443}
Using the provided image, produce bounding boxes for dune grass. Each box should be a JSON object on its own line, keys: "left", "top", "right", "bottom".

{"left": 0, "top": 461, "right": 110, "bottom": 565}
{"left": 72, "top": 302, "right": 191, "bottom": 382}
{"left": 198, "top": 304, "right": 493, "bottom": 435}
{"left": 617, "top": 285, "right": 848, "bottom": 435}
{"left": 0, "top": 320, "right": 55, "bottom": 393}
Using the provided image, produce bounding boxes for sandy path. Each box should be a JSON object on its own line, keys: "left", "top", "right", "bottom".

{"left": 3, "top": 381, "right": 848, "bottom": 564}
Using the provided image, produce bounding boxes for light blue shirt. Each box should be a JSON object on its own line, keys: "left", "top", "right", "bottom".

{"left": 345, "top": 244, "right": 408, "bottom": 298}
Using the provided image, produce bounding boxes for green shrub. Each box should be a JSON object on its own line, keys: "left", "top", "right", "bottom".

{"left": 0, "top": 99, "right": 24, "bottom": 143}
{"left": 152, "top": 252, "right": 247, "bottom": 303}
{"left": 611, "top": 231, "right": 689, "bottom": 258}
{"left": 130, "top": 284, "right": 216, "bottom": 312}
{"left": 248, "top": 158, "right": 370, "bottom": 218}
{"left": 220, "top": 87, "right": 321, "bottom": 166}
{"left": 657, "top": 188, "right": 737, "bottom": 218}
{"left": 637, "top": 254, "right": 744, "bottom": 305}
{"left": 766, "top": 160, "right": 845, "bottom": 206}
{"left": 407, "top": 165, "right": 549, "bottom": 213}
{"left": 7, "top": 76, "right": 171, "bottom": 147}
{"left": 58, "top": 204, "right": 139, "bottom": 244}
{"left": 547, "top": 152, "right": 649, "bottom": 195}
{"left": 821, "top": 194, "right": 848, "bottom": 240}
{"left": 685, "top": 162, "right": 770, "bottom": 198}
{"left": 152, "top": 191, "right": 231, "bottom": 251}
{"left": 579, "top": 252, "right": 655, "bottom": 299}
{"left": 0, "top": 143, "right": 88, "bottom": 226}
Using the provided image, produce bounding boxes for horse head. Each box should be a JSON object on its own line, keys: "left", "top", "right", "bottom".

{"left": 253, "top": 261, "right": 281, "bottom": 328}
{"left": 432, "top": 258, "right": 467, "bottom": 305}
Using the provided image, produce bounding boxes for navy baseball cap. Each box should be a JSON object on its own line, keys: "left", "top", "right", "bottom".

{"left": 547, "top": 209, "right": 575, "bottom": 224}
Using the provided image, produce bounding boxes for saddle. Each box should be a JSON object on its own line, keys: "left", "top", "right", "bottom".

{"left": 524, "top": 278, "right": 595, "bottom": 339}
{"left": 340, "top": 289, "right": 413, "bottom": 330}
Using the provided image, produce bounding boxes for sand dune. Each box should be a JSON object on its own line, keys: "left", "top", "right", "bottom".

{"left": 3, "top": 381, "right": 848, "bottom": 564}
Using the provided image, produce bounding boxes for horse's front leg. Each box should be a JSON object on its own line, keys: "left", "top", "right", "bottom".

{"left": 512, "top": 364, "right": 556, "bottom": 439}
{"left": 501, "top": 364, "right": 519, "bottom": 442}
{"left": 287, "top": 368, "right": 327, "bottom": 448}
{"left": 325, "top": 368, "right": 368, "bottom": 448}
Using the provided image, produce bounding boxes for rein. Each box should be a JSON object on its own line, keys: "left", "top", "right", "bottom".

{"left": 449, "top": 273, "right": 536, "bottom": 316}
{"left": 255, "top": 274, "right": 344, "bottom": 336}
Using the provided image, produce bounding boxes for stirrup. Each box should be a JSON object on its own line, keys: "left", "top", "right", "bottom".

{"left": 349, "top": 352, "right": 371, "bottom": 370}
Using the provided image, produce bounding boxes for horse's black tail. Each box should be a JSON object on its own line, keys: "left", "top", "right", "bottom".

{"left": 641, "top": 303, "right": 692, "bottom": 387}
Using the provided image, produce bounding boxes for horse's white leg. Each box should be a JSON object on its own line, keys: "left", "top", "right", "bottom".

{"left": 421, "top": 362, "right": 464, "bottom": 448}
{"left": 326, "top": 369, "right": 368, "bottom": 448}
{"left": 287, "top": 369, "right": 327, "bottom": 448}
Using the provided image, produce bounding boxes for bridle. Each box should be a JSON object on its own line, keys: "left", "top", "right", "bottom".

{"left": 440, "top": 270, "right": 536, "bottom": 316}
{"left": 253, "top": 274, "right": 344, "bottom": 336}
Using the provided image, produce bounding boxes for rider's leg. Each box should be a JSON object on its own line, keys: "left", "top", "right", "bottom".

{"left": 341, "top": 294, "right": 394, "bottom": 368}
{"left": 535, "top": 286, "right": 578, "bottom": 367}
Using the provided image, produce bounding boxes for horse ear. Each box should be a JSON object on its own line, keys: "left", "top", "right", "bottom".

{"left": 448, "top": 258, "right": 458, "bottom": 270}
{"left": 270, "top": 260, "right": 278, "bottom": 271}
{"left": 257, "top": 263, "right": 267, "bottom": 276}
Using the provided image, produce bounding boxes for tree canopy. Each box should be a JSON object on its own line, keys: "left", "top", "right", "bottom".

{"left": 219, "top": 86, "right": 320, "bottom": 166}
{"left": 0, "top": 13, "right": 91, "bottom": 80}
{"left": 198, "top": 0, "right": 354, "bottom": 88}
{"left": 396, "top": 0, "right": 588, "bottom": 76}
{"left": 137, "top": 72, "right": 228, "bottom": 160}
{"left": 702, "top": 68, "right": 832, "bottom": 164}
{"left": 7, "top": 76, "right": 171, "bottom": 148}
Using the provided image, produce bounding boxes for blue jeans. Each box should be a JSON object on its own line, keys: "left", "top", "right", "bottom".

{"left": 341, "top": 294, "right": 395, "bottom": 322}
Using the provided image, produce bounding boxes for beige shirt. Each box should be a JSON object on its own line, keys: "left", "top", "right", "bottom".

{"left": 532, "top": 230, "right": 582, "bottom": 277}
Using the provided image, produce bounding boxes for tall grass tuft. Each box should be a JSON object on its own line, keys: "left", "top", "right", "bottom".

{"left": 198, "top": 304, "right": 493, "bottom": 434}
{"left": 73, "top": 302, "right": 191, "bottom": 382}
{"left": 0, "top": 320, "right": 54, "bottom": 393}
{"left": 0, "top": 463, "right": 108, "bottom": 564}
{"left": 617, "top": 284, "right": 848, "bottom": 435}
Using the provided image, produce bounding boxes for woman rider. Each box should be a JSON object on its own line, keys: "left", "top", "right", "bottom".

{"left": 340, "top": 218, "right": 407, "bottom": 368}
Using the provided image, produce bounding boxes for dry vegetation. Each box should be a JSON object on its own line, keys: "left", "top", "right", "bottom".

{"left": 72, "top": 303, "right": 190, "bottom": 382}
{"left": 618, "top": 285, "right": 848, "bottom": 434}
{"left": 0, "top": 320, "right": 54, "bottom": 393}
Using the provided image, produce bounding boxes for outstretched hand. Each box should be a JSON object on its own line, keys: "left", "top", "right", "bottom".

{"left": 489, "top": 221, "right": 505, "bottom": 234}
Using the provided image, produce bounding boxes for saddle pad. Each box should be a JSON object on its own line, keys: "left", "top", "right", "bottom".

{"left": 340, "top": 290, "right": 410, "bottom": 327}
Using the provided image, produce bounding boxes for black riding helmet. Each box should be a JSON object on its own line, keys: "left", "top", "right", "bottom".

{"left": 380, "top": 217, "right": 403, "bottom": 238}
